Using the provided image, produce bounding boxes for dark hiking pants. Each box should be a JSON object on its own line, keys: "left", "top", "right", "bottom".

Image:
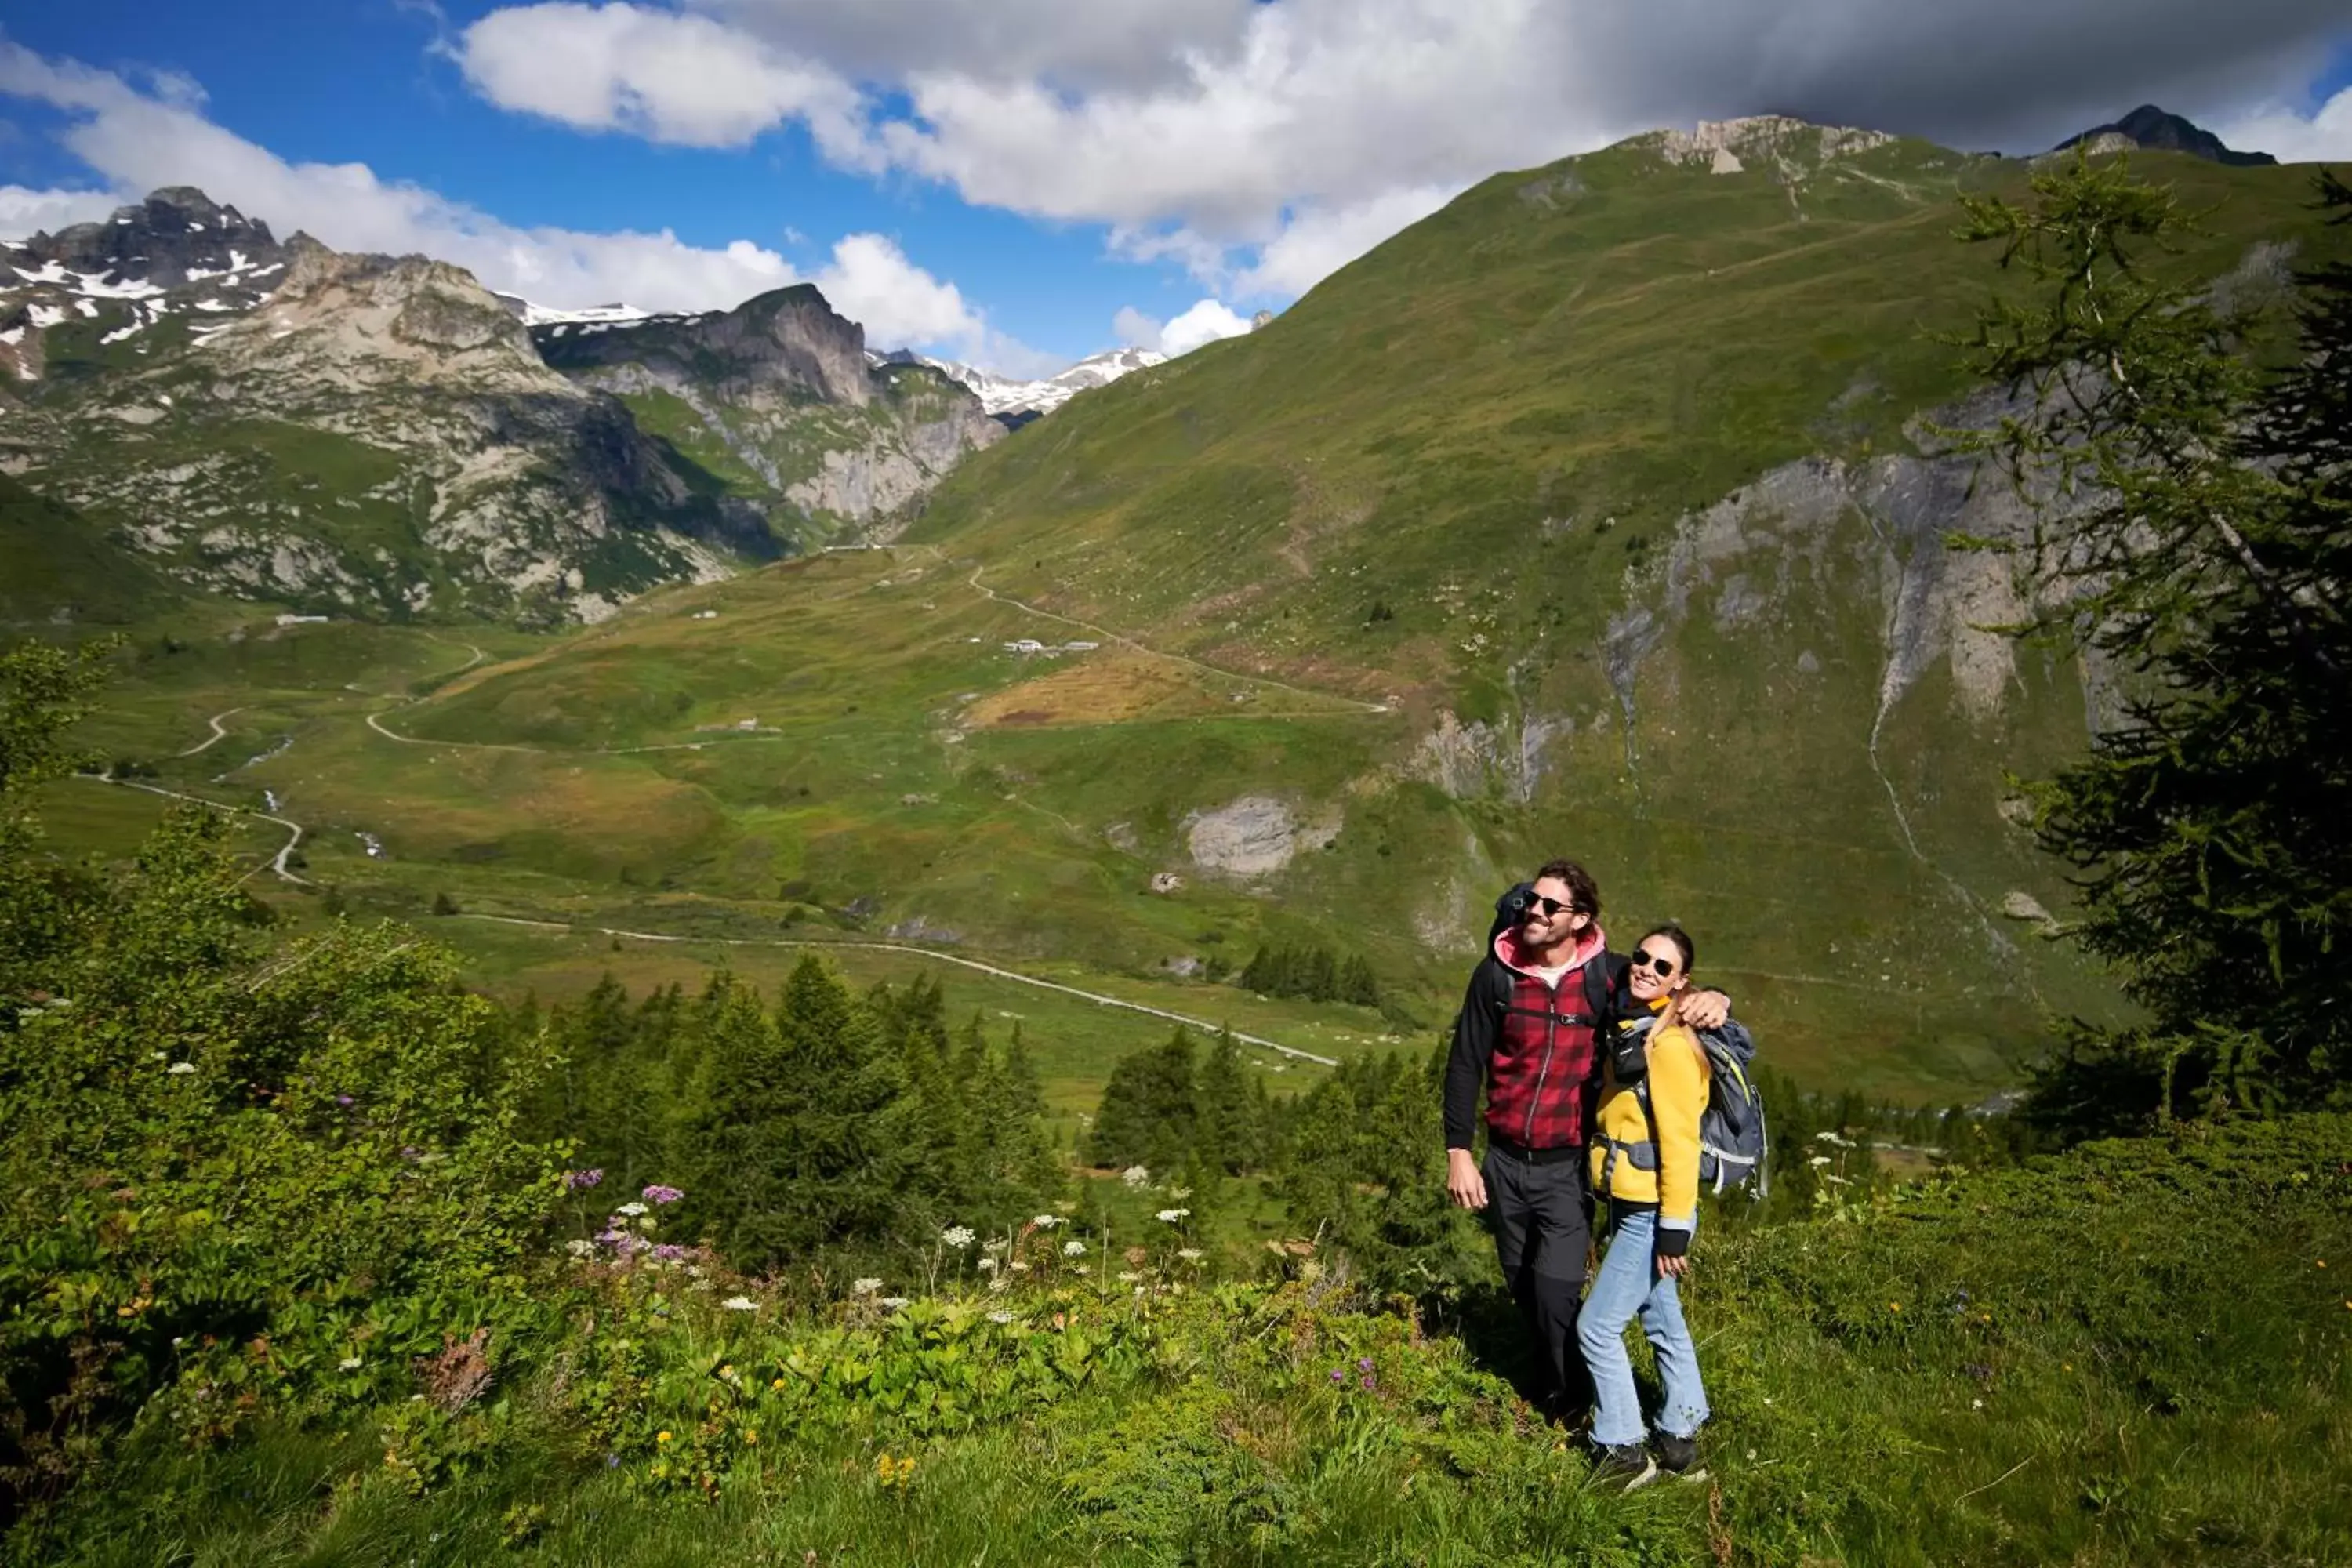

{"left": 1484, "top": 1145, "right": 1592, "bottom": 1416}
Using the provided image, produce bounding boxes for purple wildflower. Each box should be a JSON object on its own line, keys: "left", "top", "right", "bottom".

{"left": 1360, "top": 1374, "right": 1376, "bottom": 1391}
{"left": 335, "top": 1094, "right": 354, "bottom": 1107}
{"left": 564, "top": 1168, "right": 604, "bottom": 1192}
{"left": 1357, "top": 1357, "right": 1373, "bottom": 1372}
{"left": 652, "top": 1243, "right": 686, "bottom": 1261}
{"left": 1330, "top": 1367, "right": 1345, "bottom": 1384}
{"left": 642, "top": 1183, "right": 684, "bottom": 1206}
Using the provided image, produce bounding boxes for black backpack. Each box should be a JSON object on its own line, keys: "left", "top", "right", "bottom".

{"left": 1483, "top": 881, "right": 1626, "bottom": 1040}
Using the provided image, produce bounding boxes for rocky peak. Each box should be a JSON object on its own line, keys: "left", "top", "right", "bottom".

{"left": 534, "top": 281, "right": 874, "bottom": 407}
{"left": 2, "top": 186, "right": 287, "bottom": 292}
{"left": 1648, "top": 115, "right": 1895, "bottom": 174}
{"left": 2054, "top": 105, "right": 2276, "bottom": 167}
{"left": 215, "top": 235, "right": 557, "bottom": 389}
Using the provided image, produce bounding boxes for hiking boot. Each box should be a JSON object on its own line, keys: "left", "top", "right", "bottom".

{"left": 1589, "top": 1442, "right": 1658, "bottom": 1491}
{"left": 1654, "top": 1430, "right": 1707, "bottom": 1483}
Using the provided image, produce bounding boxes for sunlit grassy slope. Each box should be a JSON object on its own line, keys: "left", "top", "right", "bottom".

{"left": 29, "top": 136, "right": 2349, "bottom": 1107}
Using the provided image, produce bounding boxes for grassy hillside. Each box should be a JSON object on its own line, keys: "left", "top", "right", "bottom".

{"left": 18, "top": 1114, "right": 2348, "bottom": 1566}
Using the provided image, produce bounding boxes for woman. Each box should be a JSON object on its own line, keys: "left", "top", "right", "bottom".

{"left": 1580, "top": 923, "right": 1712, "bottom": 1489}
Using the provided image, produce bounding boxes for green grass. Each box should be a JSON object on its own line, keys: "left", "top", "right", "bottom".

{"left": 18, "top": 1116, "right": 2350, "bottom": 1566}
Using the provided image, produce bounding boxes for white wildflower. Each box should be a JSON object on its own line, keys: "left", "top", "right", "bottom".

{"left": 1010, "top": 1260, "right": 1030, "bottom": 1272}
{"left": 987, "top": 1310, "right": 1014, "bottom": 1324}
{"left": 1031, "top": 1214, "right": 1062, "bottom": 1229}
{"left": 851, "top": 1277, "right": 884, "bottom": 1296}
{"left": 988, "top": 1275, "right": 1008, "bottom": 1292}
{"left": 1809, "top": 1156, "right": 1832, "bottom": 1169}
{"left": 942, "top": 1225, "right": 975, "bottom": 1248}
{"left": 879, "top": 1296, "right": 911, "bottom": 1309}
{"left": 1072, "top": 1264, "right": 1091, "bottom": 1276}
{"left": 1116, "top": 1270, "right": 1142, "bottom": 1283}
{"left": 1178, "top": 1248, "right": 1204, "bottom": 1261}
{"left": 1120, "top": 1165, "right": 1150, "bottom": 1188}
{"left": 167, "top": 1062, "right": 197, "bottom": 1076}
{"left": 977, "top": 1257, "right": 999, "bottom": 1272}
{"left": 1168, "top": 1187, "right": 1192, "bottom": 1200}
{"left": 983, "top": 1236, "right": 1011, "bottom": 1254}
{"left": 148, "top": 1051, "right": 166, "bottom": 1062}
{"left": 1156, "top": 1208, "right": 1190, "bottom": 1224}
{"left": 721, "top": 1295, "right": 760, "bottom": 1312}
{"left": 564, "top": 1239, "right": 597, "bottom": 1258}
{"left": 338, "top": 1356, "right": 363, "bottom": 1371}
{"left": 1062, "top": 1240, "right": 1087, "bottom": 1257}
{"left": 614, "top": 1202, "right": 649, "bottom": 1218}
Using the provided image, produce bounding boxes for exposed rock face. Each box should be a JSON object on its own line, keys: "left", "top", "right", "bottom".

{"left": 1410, "top": 710, "right": 1567, "bottom": 802}
{"left": 1183, "top": 797, "right": 1341, "bottom": 877}
{"left": 2055, "top": 105, "right": 2276, "bottom": 168}
{"left": 2, "top": 203, "right": 772, "bottom": 622}
{"left": 535, "top": 286, "right": 1003, "bottom": 538}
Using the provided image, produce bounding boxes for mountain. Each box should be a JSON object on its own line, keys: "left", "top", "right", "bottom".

{"left": 896, "top": 347, "right": 1168, "bottom": 423}
{"left": 2055, "top": 104, "right": 2277, "bottom": 166}
{"left": 0, "top": 196, "right": 774, "bottom": 622}
{"left": 531, "top": 286, "right": 1004, "bottom": 539}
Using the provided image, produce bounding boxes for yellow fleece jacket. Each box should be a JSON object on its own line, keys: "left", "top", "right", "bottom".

{"left": 1588, "top": 1011, "right": 1711, "bottom": 1240}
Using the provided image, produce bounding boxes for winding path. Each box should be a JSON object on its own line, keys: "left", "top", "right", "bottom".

{"left": 78, "top": 775, "right": 311, "bottom": 887}
{"left": 174, "top": 707, "right": 247, "bottom": 757}
{"left": 963, "top": 565, "right": 1391, "bottom": 717}
{"left": 459, "top": 912, "right": 1341, "bottom": 1067}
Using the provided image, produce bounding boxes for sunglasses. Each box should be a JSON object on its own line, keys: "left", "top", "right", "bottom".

{"left": 1631, "top": 950, "right": 1680, "bottom": 978}
{"left": 1523, "top": 894, "right": 1577, "bottom": 919}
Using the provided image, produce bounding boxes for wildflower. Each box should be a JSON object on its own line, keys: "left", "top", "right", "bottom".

{"left": 771, "top": 1377, "right": 787, "bottom": 1391}
{"left": 564, "top": 1239, "right": 597, "bottom": 1258}
{"left": 987, "top": 1310, "right": 1014, "bottom": 1324}
{"left": 652, "top": 1244, "right": 686, "bottom": 1262}
{"left": 1155, "top": 1208, "right": 1190, "bottom": 1224}
{"left": 721, "top": 1296, "right": 759, "bottom": 1312}
{"left": 988, "top": 1275, "right": 1008, "bottom": 1292}
{"left": 167, "top": 1062, "right": 197, "bottom": 1076}
{"left": 1116, "top": 1271, "right": 1141, "bottom": 1283}
{"left": 642, "top": 1184, "right": 684, "bottom": 1205}
{"left": 1032, "top": 1214, "right": 1062, "bottom": 1229}
{"left": 984, "top": 1236, "right": 1011, "bottom": 1254}
{"left": 335, "top": 1094, "right": 354, "bottom": 1107}
{"left": 1072, "top": 1264, "right": 1091, "bottom": 1276}
{"left": 1358, "top": 1357, "right": 1374, "bottom": 1372}
{"left": 1889, "top": 1302, "right": 1902, "bottom": 1312}
{"left": 657, "top": 1432, "right": 673, "bottom": 1443}
{"left": 851, "top": 1277, "right": 884, "bottom": 1295}
{"left": 1330, "top": 1367, "right": 1345, "bottom": 1383}
{"left": 942, "top": 1225, "right": 975, "bottom": 1248}
{"left": 1808, "top": 1156, "right": 1832, "bottom": 1168}
{"left": 564, "top": 1169, "right": 604, "bottom": 1191}
{"left": 614, "top": 1202, "right": 648, "bottom": 1218}
{"left": 339, "top": 1356, "right": 363, "bottom": 1371}
{"left": 1062, "top": 1240, "right": 1087, "bottom": 1258}
{"left": 1010, "top": 1260, "right": 1030, "bottom": 1272}
{"left": 879, "top": 1296, "right": 911, "bottom": 1309}
{"left": 1120, "top": 1165, "right": 1150, "bottom": 1187}
{"left": 1971, "top": 1399, "right": 1984, "bottom": 1410}
{"left": 1360, "top": 1374, "right": 1375, "bottom": 1391}
{"left": 977, "top": 1257, "right": 1000, "bottom": 1272}
{"left": 1178, "top": 1248, "right": 1203, "bottom": 1261}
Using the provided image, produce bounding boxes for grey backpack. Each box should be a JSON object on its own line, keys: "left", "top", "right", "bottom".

{"left": 1612, "top": 1014, "right": 1772, "bottom": 1199}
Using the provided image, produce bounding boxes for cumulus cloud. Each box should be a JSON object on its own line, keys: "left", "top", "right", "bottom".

{"left": 0, "top": 184, "right": 122, "bottom": 238}
{"left": 0, "top": 41, "right": 1044, "bottom": 371}
{"left": 1113, "top": 299, "right": 1254, "bottom": 358}
{"left": 2213, "top": 85, "right": 2352, "bottom": 164}
{"left": 452, "top": 0, "right": 2350, "bottom": 300}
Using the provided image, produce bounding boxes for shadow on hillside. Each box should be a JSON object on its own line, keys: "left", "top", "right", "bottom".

{"left": 1443, "top": 1283, "right": 1580, "bottom": 1421}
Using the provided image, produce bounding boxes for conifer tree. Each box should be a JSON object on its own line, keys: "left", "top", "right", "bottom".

{"left": 1086, "top": 1027, "right": 1198, "bottom": 1171}
{"left": 1953, "top": 157, "right": 2352, "bottom": 1125}
{"left": 1194, "top": 1029, "right": 1262, "bottom": 1174}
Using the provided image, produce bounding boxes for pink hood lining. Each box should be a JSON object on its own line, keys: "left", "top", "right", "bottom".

{"left": 1493, "top": 922, "right": 1608, "bottom": 982}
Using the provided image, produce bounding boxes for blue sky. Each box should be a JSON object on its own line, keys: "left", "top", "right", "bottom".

{"left": 3, "top": 2, "right": 2348, "bottom": 373}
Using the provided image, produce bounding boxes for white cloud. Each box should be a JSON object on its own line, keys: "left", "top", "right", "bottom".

{"left": 0, "top": 41, "right": 1048, "bottom": 373}
{"left": 456, "top": 2, "right": 869, "bottom": 157}
{"left": 2212, "top": 85, "right": 2352, "bottom": 164}
{"left": 1111, "top": 304, "right": 1163, "bottom": 351}
{"left": 1157, "top": 299, "right": 1253, "bottom": 358}
{"left": 0, "top": 184, "right": 121, "bottom": 239}
{"left": 452, "top": 0, "right": 2350, "bottom": 302}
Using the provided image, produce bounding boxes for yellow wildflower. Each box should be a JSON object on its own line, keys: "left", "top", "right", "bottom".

{"left": 657, "top": 1431, "right": 673, "bottom": 1443}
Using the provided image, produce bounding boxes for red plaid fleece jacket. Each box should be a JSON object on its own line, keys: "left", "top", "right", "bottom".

{"left": 1442, "top": 927, "right": 1626, "bottom": 1152}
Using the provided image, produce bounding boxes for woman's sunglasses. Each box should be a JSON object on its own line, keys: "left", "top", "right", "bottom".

{"left": 1630, "top": 950, "right": 1679, "bottom": 978}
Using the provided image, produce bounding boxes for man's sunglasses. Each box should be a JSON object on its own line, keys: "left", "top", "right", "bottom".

{"left": 1630, "top": 950, "right": 1679, "bottom": 978}
{"left": 1523, "top": 894, "right": 1577, "bottom": 919}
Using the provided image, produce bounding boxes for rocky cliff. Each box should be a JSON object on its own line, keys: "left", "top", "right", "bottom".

{"left": 0, "top": 198, "right": 773, "bottom": 622}
{"left": 534, "top": 285, "right": 1003, "bottom": 543}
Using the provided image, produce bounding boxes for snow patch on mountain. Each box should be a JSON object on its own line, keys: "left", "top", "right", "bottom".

{"left": 887, "top": 347, "right": 1166, "bottom": 419}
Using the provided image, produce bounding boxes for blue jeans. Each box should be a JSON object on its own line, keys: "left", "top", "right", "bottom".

{"left": 1578, "top": 1207, "right": 1709, "bottom": 1446}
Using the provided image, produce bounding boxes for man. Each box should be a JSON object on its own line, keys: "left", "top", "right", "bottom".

{"left": 1441, "top": 859, "right": 1728, "bottom": 1422}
